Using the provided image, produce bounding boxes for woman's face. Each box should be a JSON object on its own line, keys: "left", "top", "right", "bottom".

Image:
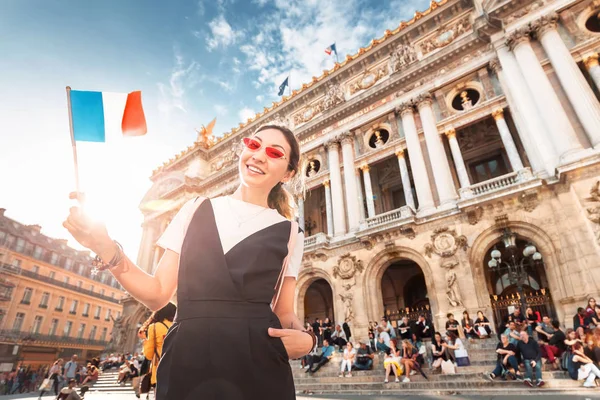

{"left": 435, "top": 333, "right": 441, "bottom": 342}
{"left": 239, "top": 129, "right": 294, "bottom": 192}
{"left": 477, "top": 311, "right": 483, "bottom": 318}
{"left": 526, "top": 307, "right": 532, "bottom": 314}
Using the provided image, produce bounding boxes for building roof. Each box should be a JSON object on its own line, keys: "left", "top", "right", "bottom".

{"left": 151, "top": 0, "right": 449, "bottom": 177}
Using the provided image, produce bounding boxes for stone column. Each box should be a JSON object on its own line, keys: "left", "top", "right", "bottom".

{"left": 397, "top": 104, "right": 435, "bottom": 212}
{"left": 297, "top": 196, "right": 305, "bottom": 232}
{"left": 339, "top": 132, "right": 361, "bottom": 231}
{"left": 494, "top": 45, "right": 557, "bottom": 176}
{"left": 395, "top": 149, "right": 417, "bottom": 210}
{"left": 491, "top": 108, "right": 524, "bottom": 171}
{"left": 508, "top": 29, "right": 584, "bottom": 162}
{"left": 360, "top": 165, "right": 376, "bottom": 218}
{"left": 444, "top": 129, "right": 471, "bottom": 188}
{"left": 325, "top": 140, "right": 346, "bottom": 235}
{"left": 583, "top": 53, "right": 600, "bottom": 92}
{"left": 489, "top": 58, "right": 546, "bottom": 175}
{"left": 323, "top": 179, "right": 334, "bottom": 237}
{"left": 356, "top": 170, "right": 366, "bottom": 221}
{"left": 416, "top": 94, "right": 457, "bottom": 205}
{"left": 534, "top": 15, "right": 600, "bottom": 148}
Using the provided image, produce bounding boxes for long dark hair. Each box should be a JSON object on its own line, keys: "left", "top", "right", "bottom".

{"left": 254, "top": 125, "right": 301, "bottom": 220}
{"left": 152, "top": 302, "right": 176, "bottom": 323}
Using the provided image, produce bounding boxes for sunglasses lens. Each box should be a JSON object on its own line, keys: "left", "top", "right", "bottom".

{"left": 243, "top": 137, "right": 261, "bottom": 150}
{"left": 265, "top": 147, "right": 285, "bottom": 159}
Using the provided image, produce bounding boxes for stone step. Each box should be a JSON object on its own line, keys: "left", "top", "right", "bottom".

{"left": 294, "top": 387, "right": 596, "bottom": 396}
{"left": 294, "top": 378, "right": 582, "bottom": 391}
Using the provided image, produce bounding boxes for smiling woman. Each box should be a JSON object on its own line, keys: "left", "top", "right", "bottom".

{"left": 62, "top": 124, "right": 313, "bottom": 400}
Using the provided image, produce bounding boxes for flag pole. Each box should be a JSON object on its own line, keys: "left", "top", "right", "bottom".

{"left": 288, "top": 74, "right": 291, "bottom": 97}
{"left": 65, "top": 86, "right": 81, "bottom": 201}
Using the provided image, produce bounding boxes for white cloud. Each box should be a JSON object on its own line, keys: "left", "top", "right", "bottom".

{"left": 197, "top": 0, "right": 205, "bottom": 16}
{"left": 157, "top": 49, "right": 202, "bottom": 117}
{"left": 239, "top": 107, "right": 255, "bottom": 122}
{"left": 237, "top": 0, "right": 431, "bottom": 92}
{"left": 253, "top": 0, "right": 269, "bottom": 6}
{"left": 217, "top": 80, "right": 234, "bottom": 92}
{"left": 206, "top": 15, "right": 242, "bottom": 51}
{"left": 256, "top": 95, "right": 264, "bottom": 103}
{"left": 214, "top": 104, "right": 228, "bottom": 115}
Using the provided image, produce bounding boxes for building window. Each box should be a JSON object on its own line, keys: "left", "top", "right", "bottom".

{"left": 116, "top": 311, "right": 121, "bottom": 320}
{"left": 64, "top": 258, "right": 73, "bottom": 271}
{"left": 32, "top": 316, "right": 43, "bottom": 334}
{"left": 82, "top": 303, "right": 90, "bottom": 317}
{"left": 50, "top": 252, "right": 59, "bottom": 265}
{"left": 63, "top": 321, "right": 73, "bottom": 337}
{"left": 49, "top": 319, "right": 58, "bottom": 336}
{"left": 69, "top": 300, "right": 78, "bottom": 315}
{"left": 33, "top": 246, "right": 43, "bottom": 259}
{"left": 77, "top": 264, "right": 85, "bottom": 275}
{"left": 468, "top": 153, "right": 509, "bottom": 184}
{"left": 100, "top": 327, "right": 107, "bottom": 342}
{"left": 100, "top": 289, "right": 105, "bottom": 296}
{"left": 11, "top": 259, "right": 21, "bottom": 268}
{"left": 21, "top": 287, "right": 33, "bottom": 304}
{"left": 56, "top": 296, "right": 65, "bottom": 311}
{"left": 94, "top": 306, "right": 101, "bottom": 319}
{"left": 13, "top": 313, "right": 25, "bottom": 331}
{"left": 111, "top": 292, "right": 115, "bottom": 299}
{"left": 77, "top": 281, "right": 82, "bottom": 289}
{"left": 77, "top": 323, "right": 86, "bottom": 339}
{"left": 32, "top": 265, "right": 39, "bottom": 275}
{"left": 64, "top": 276, "right": 70, "bottom": 285}
{"left": 15, "top": 238, "right": 25, "bottom": 253}
{"left": 105, "top": 309, "right": 111, "bottom": 321}
{"left": 89, "top": 325, "right": 97, "bottom": 340}
{"left": 90, "top": 285, "right": 94, "bottom": 293}
{"left": 100, "top": 274, "right": 107, "bottom": 284}
{"left": 49, "top": 271, "right": 55, "bottom": 280}
{"left": 39, "top": 292, "right": 50, "bottom": 308}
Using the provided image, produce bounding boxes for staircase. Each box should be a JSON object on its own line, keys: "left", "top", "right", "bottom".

{"left": 292, "top": 338, "right": 593, "bottom": 396}
{"left": 86, "top": 369, "right": 136, "bottom": 396}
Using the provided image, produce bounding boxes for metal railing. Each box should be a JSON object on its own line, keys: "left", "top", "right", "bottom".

{"left": 1, "top": 264, "right": 120, "bottom": 304}
{"left": 0, "top": 329, "right": 108, "bottom": 348}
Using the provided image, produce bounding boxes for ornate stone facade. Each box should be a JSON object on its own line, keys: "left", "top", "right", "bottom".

{"left": 126, "top": 0, "right": 600, "bottom": 346}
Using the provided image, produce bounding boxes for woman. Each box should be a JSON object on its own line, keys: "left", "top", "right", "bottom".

{"left": 143, "top": 303, "right": 176, "bottom": 390}
{"left": 38, "top": 358, "right": 62, "bottom": 399}
{"left": 400, "top": 340, "right": 418, "bottom": 383}
{"left": 474, "top": 311, "right": 492, "bottom": 338}
{"left": 461, "top": 311, "right": 476, "bottom": 339}
{"left": 585, "top": 298, "right": 597, "bottom": 321}
{"left": 383, "top": 339, "right": 402, "bottom": 383}
{"left": 525, "top": 307, "right": 540, "bottom": 336}
{"left": 431, "top": 332, "right": 448, "bottom": 371}
{"left": 339, "top": 342, "right": 356, "bottom": 378}
{"left": 444, "top": 332, "right": 469, "bottom": 366}
{"left": 63, "top": 125, "right": 313, "bottom": 400}
{"left": 569, "top": 342, "right": 600, "bottom": 388}
{"left": 81, "top": 365, "right": 98, "bottom": 386}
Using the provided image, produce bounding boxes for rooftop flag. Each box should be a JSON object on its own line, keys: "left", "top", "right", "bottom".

{"left": 325, "top": 43, "right": 337, "bottom": 56}
{"left": 278, "top": 77, "right": 289, "bottom": 96}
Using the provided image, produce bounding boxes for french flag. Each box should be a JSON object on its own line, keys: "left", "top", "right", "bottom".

{"left": 325, "top": 43, "right": 337, "bottom": 56}
{"left": 69, "top": 89, "right": 147, "bottom": 142}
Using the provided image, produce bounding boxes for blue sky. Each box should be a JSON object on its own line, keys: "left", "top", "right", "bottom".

{"left": 0, "top": 0, "right": 430, "bottom": 257}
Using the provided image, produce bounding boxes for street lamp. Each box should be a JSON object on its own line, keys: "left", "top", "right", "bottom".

{"left": 487, "top": 228, "right": 543, "bottom": 315}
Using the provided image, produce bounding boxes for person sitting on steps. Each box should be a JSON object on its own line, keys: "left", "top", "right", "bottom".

{"left": 306, "top": 339, "right": 335, "bottom": 374}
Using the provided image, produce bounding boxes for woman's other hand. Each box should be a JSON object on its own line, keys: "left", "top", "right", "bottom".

{"left": 268, "top": 328, "right": 313, "bottom": 360}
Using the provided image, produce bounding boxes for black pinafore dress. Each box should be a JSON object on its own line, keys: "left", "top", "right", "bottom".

{"left": 156, "top": 198, "right": 297, "bottom": 400}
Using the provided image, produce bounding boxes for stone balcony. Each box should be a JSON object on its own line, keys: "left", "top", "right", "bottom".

{"left": 303, "top": 168, "right": 542, "bottom": 252}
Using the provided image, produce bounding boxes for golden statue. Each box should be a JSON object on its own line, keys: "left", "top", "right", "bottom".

{"left": 374, "top": 130, "right": 385, "bottom": 148}
{"left": 196, "top": 117, "right": 217, "bottom": 148}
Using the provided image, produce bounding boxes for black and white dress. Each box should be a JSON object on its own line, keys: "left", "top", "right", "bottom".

{"left": 154, "top": 196, "right": 304, "bottom": 400}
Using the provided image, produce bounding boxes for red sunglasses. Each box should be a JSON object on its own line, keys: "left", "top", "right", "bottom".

{"left": 242, "top": 137, "right": 287, "bottom": 160}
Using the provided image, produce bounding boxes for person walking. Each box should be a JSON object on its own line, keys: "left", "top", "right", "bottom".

{"left": 38, "top": 358, "right": 63, "bottom": 399}
{"left": 63, "top": 125, "right": 314, "bottom": 400}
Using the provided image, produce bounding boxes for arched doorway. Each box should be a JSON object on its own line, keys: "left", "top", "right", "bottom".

{"left": 304, "top": 279, "right": 334, "bottom": 324}
{"left": 484, "top": 233, "right": 558, "bottom": 327}
{"left": 381, "top": 260, "right": 432, "bottom": 323}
